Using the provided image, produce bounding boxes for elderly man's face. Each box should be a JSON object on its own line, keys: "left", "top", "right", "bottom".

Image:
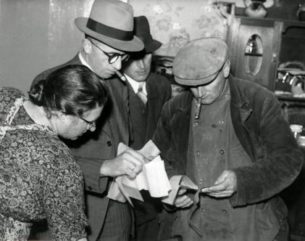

{"left": 190, "top": 61, "right": 229, "bottom": 105}
{"left": 85, "top": 38, "right": 128, "bottom": 79}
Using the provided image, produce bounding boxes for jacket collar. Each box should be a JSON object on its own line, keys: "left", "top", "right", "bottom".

{"left": 229, "top": 76, "right": 253, "bottom": 123}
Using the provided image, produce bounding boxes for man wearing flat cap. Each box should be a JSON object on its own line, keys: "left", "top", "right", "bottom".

{"left": 152, "top": 37, "right": 303, "bottom": 241}
{"left": 122, "top": 15, "right": 171, "bottom": 241}
{"left": 31, "top": 0, "right": 147, "bottom": 240}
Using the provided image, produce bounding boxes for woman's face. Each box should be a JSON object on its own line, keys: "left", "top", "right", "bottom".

{"left": 53, "top": 105, "right": 104, "bottom": 140}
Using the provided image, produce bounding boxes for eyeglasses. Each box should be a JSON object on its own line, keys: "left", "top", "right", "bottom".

{"left": 89, "top": 40, "right": 129, "bottom": 64}
{"left": 79, "top": 116, "right": 96, "bottom": 129}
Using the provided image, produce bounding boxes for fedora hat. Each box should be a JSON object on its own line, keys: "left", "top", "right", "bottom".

{"left": 134, "top": 16, "right": 162, "bottom": 53}
{"left": 173, "top": 37, "right": 228, "bottom": 86}
{"left": 75, "top": 0, "right": 144, "bottom": 52}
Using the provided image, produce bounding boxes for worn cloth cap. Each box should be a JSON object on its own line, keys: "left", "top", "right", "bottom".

{"left": 173, "top": 37, "right": 228, "bottom": 86}
{"left": 134, "top": 16, "right": 162, "bottom": 53}
{"left": 75, "top": 0, "right": 143, "bottom": 52}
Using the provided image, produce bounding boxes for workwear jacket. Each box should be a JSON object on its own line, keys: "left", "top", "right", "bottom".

{"left": 153, "top": 76, "right": 303, "bottom": 240}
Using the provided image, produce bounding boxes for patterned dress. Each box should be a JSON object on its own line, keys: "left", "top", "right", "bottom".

{"left": 0, "top": 87, "right": 87, "bottom": 241}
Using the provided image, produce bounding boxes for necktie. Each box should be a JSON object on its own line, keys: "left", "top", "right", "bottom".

{"left": 137, "top": 83, "right": 147, "bottom": 105}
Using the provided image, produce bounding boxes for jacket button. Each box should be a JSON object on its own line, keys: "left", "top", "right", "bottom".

{"left": 219, "top": 149, "right": 225, "bottom": 155}
{"left": 107, "top": 141, "right": 112, "bottom": 147}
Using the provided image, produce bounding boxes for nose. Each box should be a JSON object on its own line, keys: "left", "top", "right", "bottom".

{"left": 88, "top": 124, "right": 96, "bottom": 132}
{"left": 136, "top": 59, "right": 145, "bottom": 69}
{"left": 112, "top": 58, "right": 122, "bottom": 70}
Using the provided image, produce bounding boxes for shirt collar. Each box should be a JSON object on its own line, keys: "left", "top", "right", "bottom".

{"left": 78, "top": 52, "right": 93, "bottom": 71}
{"left": 124, "top": 74, "right": 147, "bottom": 96}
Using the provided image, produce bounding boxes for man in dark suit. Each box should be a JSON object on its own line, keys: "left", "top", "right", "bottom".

{"left": 122, "top": 16, "right": 172, "bottom": 241}
{"left": 30, "top": 0, "right": 147, "bottom": 240}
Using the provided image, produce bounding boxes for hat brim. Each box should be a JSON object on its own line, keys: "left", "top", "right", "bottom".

{"left": 145, "top": 40, "right": 162, "bottom": 53}
{"left": 75, "top": 18, "right": 144, "bottom": 52}
{"left": 175, "top": 72, "right": 218, "bottom": 87}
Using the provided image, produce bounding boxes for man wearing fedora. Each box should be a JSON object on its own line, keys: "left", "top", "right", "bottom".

{"left": 121, "top": 16, "right": 172, "bottom": 241}
{"left": 152, "top": 37, "right": 303, "bottom": 241}
{"left": 30, "top": 0, "right": 148, "bottom": 241}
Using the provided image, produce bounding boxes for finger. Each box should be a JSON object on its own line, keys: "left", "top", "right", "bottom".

{"left": 121, "top": 155, "right": 144, "bottom": 173}
{"left": 214, "top": 171, "right": 229, "bottom": 185}
{"left": 201, "top": 183, "right": 226, "bottom": 193}
{"left": 175, "top": 196, "right": 193, "bottom": 208}
{"left": 125, "top": 168, "right": 137, "bottom": 179}
{"left": 124, "top": 149, "right": 148, "bottom": 164}
{"left": 177, "top": 188, "right": 187, "bottom": 195}
{"left": 132, "top": 163, "right": 143, "bottom": 175}
{"left": 207, "top": 191, "right": 234, "bottom": 198}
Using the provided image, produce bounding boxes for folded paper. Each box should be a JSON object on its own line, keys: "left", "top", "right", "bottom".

{"left": 107, "top": 140, "right": 198, "bottom": 206}
{"left": 107, "top": 140, "right": 172, "bottom": 205}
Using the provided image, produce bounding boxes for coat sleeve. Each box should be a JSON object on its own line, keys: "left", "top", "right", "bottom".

{"left": 152, "top": 101, "right": 173, "bottom": 158}
{"left": 152, "top": 100, "right": 182, "bottom": 178}
{"left": 230, "top": 93, "right": 303, "bottom": 207}
{"left": 73, "top": 155, "right": 109, "bottom": 195}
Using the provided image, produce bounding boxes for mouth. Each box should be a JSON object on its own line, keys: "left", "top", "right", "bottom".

{"left": 136, "top": 71, "right": 146, "bottom": 76}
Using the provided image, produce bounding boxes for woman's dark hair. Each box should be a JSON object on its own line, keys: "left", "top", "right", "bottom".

{"left": 29, "top": 65, "right": 108, "bottom": 117}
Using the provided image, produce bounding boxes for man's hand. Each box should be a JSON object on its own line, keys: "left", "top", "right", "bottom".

{"left": 174, "top": 188, "right": 194, "bottom": 208}
{"left": 201, "top": 170, "right": 237, "bottom": 198}
{"left": 100, "top": 149, "right": 147, "bottom": 179}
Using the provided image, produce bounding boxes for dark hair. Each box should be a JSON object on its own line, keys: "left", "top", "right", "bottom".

{"left": 29, "top": 65, "right": 108, "bottom": 117}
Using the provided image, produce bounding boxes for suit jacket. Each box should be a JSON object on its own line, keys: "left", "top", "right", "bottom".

{"left": 127, "top": 73, "right": 172, "bottom": 225}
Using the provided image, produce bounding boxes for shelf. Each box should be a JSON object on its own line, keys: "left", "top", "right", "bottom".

{"left": 277, "top": 95, "right": 305, "bottom": 102}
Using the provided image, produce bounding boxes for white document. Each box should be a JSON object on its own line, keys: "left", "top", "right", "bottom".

{"left": 118, "top": 155, "right": 172, "bottom": 198}
{"left": 107, "top": 141, "right": 172, "bottom": 204}
{"left": 107, "top": 141, "right": 197, "bottom": 206}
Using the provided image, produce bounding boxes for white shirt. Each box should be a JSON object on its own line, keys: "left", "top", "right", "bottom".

{"left": 124, "top": 74, "right": 147, "bottom": 96}
{"left": 78, "top": 52, "right": 93, "bottom": 71}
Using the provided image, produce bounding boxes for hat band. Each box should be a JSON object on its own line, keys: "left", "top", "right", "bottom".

{"left": 87, "top": 18, "right": 133, "bottom": 41}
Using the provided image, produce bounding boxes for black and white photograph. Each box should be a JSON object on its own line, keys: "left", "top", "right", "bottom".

{"left": 1, "top": 0, "right": 305, "bottom": 241}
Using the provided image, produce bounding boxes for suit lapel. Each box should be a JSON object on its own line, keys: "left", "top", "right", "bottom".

{"left": 105, "top": 78, "right": 130, "bottom": 146}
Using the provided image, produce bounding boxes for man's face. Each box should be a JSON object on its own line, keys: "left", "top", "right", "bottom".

{"left": 123, "top": 53, "right": 152, "bottom": 82}
{"left": 190, "top": 62, "right": 229, "bottom": 105}
{"left": 85, "top": 39, "right": 128, "bottom": 79}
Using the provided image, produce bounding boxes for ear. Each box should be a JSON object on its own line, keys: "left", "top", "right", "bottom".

{"left": 223, "top": 60, "right": 230, "bottom": 78}
{"left": 83, "top": 38, "right": 93, "bottom": 54}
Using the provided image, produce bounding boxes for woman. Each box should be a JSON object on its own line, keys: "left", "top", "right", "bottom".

{"left": 0, "top": 65, "right": 108, "bottom": 241}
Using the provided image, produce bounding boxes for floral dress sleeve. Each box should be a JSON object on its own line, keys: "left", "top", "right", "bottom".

{"left": 40, "top": 139, "right": 88, "bottom": 241}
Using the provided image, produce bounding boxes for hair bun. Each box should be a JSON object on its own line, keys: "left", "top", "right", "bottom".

{"left": 28, "top": 80, "right": 45, "bottom": 106}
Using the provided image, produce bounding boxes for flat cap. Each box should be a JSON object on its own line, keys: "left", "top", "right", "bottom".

{"left": 173, "top": 37, "right": 228, "bottom": 86}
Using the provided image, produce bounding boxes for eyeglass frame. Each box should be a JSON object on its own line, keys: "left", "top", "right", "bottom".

{"left": 79, "top": 116, "right": 96, "bottom": 129}
{"left": 89, "top": 39, "right": 129, "bottom": 64}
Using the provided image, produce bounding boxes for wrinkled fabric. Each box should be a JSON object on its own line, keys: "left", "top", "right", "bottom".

{"left": 0, "top": 87, "right": 87, "bottom": 241}
{"left": 153, "top": 76, "right": 303, "bottom": 240}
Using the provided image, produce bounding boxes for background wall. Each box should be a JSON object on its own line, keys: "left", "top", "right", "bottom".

{"left": 1, "top": 0, "right": 301, "bottom": 93}
{"left": 0, "top": 0, "right": 230, "bottom": 93}
{"left": 0, "top": 0, "right": 93, "bottom": 93}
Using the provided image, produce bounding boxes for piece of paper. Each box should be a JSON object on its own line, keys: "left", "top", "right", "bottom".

{"left": 113, "top": 155, "right": 172, "bottom": 204}
{"left": 162, "top": 175, "right": 199, "bottom": 205}
{"left": 108, "top": 140, "right": 169, "bottom": 204}
{"left": 107, "top": 140, "right": 198, "bottom": 207}
{"left": 144, "top": 156, "right": 172, "bottom": 197}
